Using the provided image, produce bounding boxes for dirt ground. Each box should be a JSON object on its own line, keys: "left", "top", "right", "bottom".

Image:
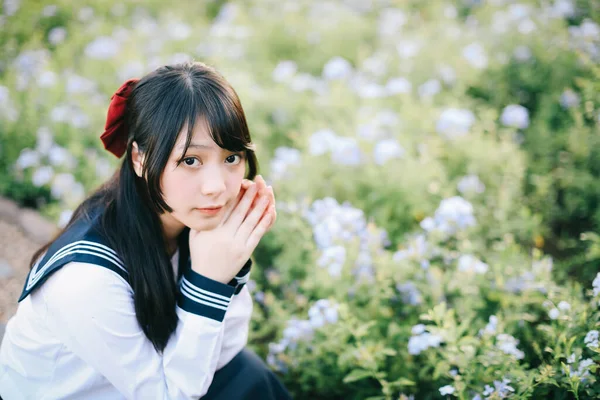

{"left": 0, "top": 197, "right": 57, "bottom": 340}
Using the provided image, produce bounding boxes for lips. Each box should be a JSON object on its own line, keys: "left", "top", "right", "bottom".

{"left": 198, "top": 205, "right": 223, "bottom": 210}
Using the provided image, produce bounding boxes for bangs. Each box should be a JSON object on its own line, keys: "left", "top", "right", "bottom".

{"left": 177, "top": 80, "right": 255, "bottom": 160}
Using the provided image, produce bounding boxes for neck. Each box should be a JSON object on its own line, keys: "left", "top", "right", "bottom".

{"left": 160, "top": 213, "right": 185, "bottom": 257}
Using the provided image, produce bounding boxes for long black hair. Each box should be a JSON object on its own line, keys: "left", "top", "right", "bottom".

{"left": 30, "top": 61, "right": 258, "bottom": 352}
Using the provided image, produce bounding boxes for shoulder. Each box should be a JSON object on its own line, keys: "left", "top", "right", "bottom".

{"left": 40, "top": 261, "right": 132, "bottom": 311}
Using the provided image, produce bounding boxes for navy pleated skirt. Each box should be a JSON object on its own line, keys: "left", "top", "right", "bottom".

{"left": 202, "top": 348, "right": 292, "bottom": 400}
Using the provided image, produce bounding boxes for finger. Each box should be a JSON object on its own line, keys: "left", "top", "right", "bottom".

{"left": 236, "top": 191, "right": 271, "bottom": 238}
{"left": 250, "top": 176, "right": 267, "bottom": 209}
{"left": 265, "top": 204, "right": 277, "bottom": 231}
{"left": 220, "top": 182, "right": 252, "bottom": 225}
{"left": 225, "top": 182, "right": 260, "bottom": 229}
{"left": 245, "top": 208, "right": 273, "bottom": 250}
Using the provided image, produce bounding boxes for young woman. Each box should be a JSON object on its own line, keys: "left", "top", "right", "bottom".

{"left": 0, "top": 61, "right": 292, "bottom": 399}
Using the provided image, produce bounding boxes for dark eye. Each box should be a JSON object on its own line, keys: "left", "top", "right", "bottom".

{"left": 226, "top": 154, "right": 242, "bottom": 165}
{"left": 183, "top": 157, "right": 199, "bottom": 166}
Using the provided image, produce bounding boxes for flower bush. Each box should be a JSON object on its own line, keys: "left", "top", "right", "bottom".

{"left": 1, "top": 0, "right": 599, "bottom": 398}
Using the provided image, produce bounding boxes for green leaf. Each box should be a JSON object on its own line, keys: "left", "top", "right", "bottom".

{"left": 343, "top": 369, "right": 373, "bottom": 383}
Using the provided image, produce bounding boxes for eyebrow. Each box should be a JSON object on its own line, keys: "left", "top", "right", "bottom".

{"left": 176, "top": 143, "right": 217, "bottom": 152}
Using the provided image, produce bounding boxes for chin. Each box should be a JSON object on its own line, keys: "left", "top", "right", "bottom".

{"left": 186, "top": 219, "right": 221, "bottom": 232}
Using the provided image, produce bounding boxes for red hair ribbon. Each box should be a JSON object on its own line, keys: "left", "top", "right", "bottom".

{"left": 100, "top": 78, "right": 139, "bottom": 158}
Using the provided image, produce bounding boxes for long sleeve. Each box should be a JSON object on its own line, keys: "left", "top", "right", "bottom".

{"left": 216, "top": 284, "right": 253, "bottom": 370}
{"left": 40, "top": 261, "right": 235, "bottom": 399}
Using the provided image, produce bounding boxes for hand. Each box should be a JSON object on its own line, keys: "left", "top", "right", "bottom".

{"left": 188, "top": 175, "right": 277, "bottom": 283}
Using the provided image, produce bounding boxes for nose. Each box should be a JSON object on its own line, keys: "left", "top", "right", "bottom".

{"left": 199, "top": 166, "right": 227, "bottom": 197}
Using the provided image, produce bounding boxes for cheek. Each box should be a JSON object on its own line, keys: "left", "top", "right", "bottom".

{"left": 161, "top": 170, "right": 194, "bottom": 204}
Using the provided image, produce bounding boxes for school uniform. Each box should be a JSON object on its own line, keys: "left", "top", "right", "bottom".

{"left": 0, "top": 207, "right": 291, "bottom": 399}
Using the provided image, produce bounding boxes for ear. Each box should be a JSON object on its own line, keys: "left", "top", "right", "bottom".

{"left": 131, "top": 141, "right": 145, "bottom": 178}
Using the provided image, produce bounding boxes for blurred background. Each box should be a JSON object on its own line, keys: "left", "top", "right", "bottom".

{"left": 1, "top": 0, "right": 599, "bottom": 398}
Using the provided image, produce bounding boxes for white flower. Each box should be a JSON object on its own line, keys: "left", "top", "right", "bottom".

{"left": 84, "top": 36, "right": 120, "bottom": 60}
{"left": 439, "top": 385, "right": 455, "bottom": 396}
{"left": 322, "top": 57, "right": 352, "bottom": 80}
{"left": 378, "top": 8, "right": 406, "bottom": 36}
{"left": 551, "top": 0, "right": 576, "bottom": 18}
{"left": 513, "top": 45, "right": 532, "bottom": 62}
{"left": 560, "top": 89, "right": 580, "bottom": 109}
{"left": 35, "top": 127, "right": 54, "bottom": 155}
{"left": 457, "top": 254, "right": 489, "bottom": 274}
{"left": 58, "top": 209, "right": 73, "bottom": 228}
{"left": 31, "top": 166, "right": 54, "bottom": 187}
{"left": 457, "top": 174, "right": 485, "bottom": 194}
{"left": 411, "top": 324, "right": 426, "bottom": 335}
{"left": 272, "top": 60, "right": 297, "bottom": 83}
{"left": 396, "top": 282, "right": 422, "bottom": 305}
{"left": 48, "top": 27, "right": 67, "bottom": 45}
{"left": 270, "top": 146, "right": 301, "bottom": 180}
{"left": 396, "top": 39, "right": 421, "bottom": 59}
{"left": 418, "top": 79, "right": 441, "bottom": 99}
{"left": 37, "top": 70, "right": 57, "bottom": 87}
{"left": 330, "top": 136, "right": 362, "bottom": 166}
{"left": 41, "top": 4, "right": 57, "bottom": 17}
{"left": 496, "top": 334, "right": 525, "bottom": 359}
{"left": 483, "top": 315, "right": 498, "bottom": 335}
{"left": 462, "top": 43, "right": 488, "bottom": 69}
{"left": 317, "top": 246, "right": 346, "bottom": 278}
{"left": 500, "top": 104, "right": 530, "bottom": 129}
{"left": 78, "top": 6, "right": 94, "bottom": 21}
{"left": 557, "top": 301, "right": 571, "bottom": 311}
{"left": 483, "top": 378, "right": 515, "bottom": 398}
{"left": 15, "top": 148, "right": 40, "bottom": 169}
{"left": 385, "top": 77, "right": 412, "bottom": 95}
{"left": 548, "top": 308, "right": 560, "bottom": 320}
{"left": 167, "top": 21, "right": 191, "bottom": 41}
{"left": 66, "top": 73, "right": 96, "bottom": 95}
{"left": 48, "top": 145, "right": 76, "bottom": 169}
{"left": 373, "top": 139, "right": 404, "bottom": 165}
{"left": 408, "top": 331, "right": 443, "bottom": 355}
{"left": 584, "top": 330, "right": 599, "bottom": 348}
{"left": 436, "top": 108, "right": 476, "bottom": 138}
{"left": 3, "top": 0, "right": 20, "bottom": 16}
{"left": 518, "top": 19, "right": 536, "bottom": 34}
{"left": 309, "top": 129, "right": 337, "bottom": 156}
{"left": 593, "top": 272, "right": 600, "bottom": 296}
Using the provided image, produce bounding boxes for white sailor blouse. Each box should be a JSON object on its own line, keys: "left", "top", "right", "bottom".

{"left": 0, "top": 207, "right": 253, "bottom": 399}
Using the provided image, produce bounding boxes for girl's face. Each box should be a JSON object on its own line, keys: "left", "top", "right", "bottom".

{"left": 159, "top": 120, "right": 246, "bottom": 237}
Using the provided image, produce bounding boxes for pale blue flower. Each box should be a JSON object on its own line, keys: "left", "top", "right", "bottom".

{"left": 396, "top": 39, "right": 421, "bottom": 59}
{"left": 396, "top": 282, "right": 422, "bottom": 305}
{"left": 557, "top": 301, "right": 571, "bottom": 311}
{"left": 37, "top": 70, "right": 57, "bottom": 87}
{"left": 58, "top": 209, "right": 73, "bottom": 228}
{"left": 500, "top": 104, "right": 530, "bottom": 129}
{"left": 32, "top": 166, "right": 54, "bottom": 187}
{"left": 272, "top": 60, "right": 297, "bottom": 82}
{"left": 439, "top": 385, "right": 455, "bottom": 396}
{"left": 436, "top": 108, "right": 476, "bottom": 138}
{"left": 373, "top": 139, "right": 404, "bottom": 165}
{"left": 322, "top": 56, "right": 353, "bottom": 80}
{"left": 584, "top": 330, "right": 599, "bottom": 348}
{"left": 462, "top": 43, "right": 488, "bottom": 69}
{"left": 330, "top": 136, "right": 363, "bottom": 165}
{"left": 513, "top": 45, "right": 532, "bottom": 62}
{"left": 496, "top": 334, "right": 525, "bottom": 359}
{"left": 317, "top": 245, "right": 346, "bottom": 278}
{"left": 385, "top": 77, "right": 412, "bottom": 94}
{"left": 457, "top": 174, "right": 485, "bottom": 194}
{"left": 15, "top": 148, "right": 40, "bottom": 169}
{"left": 560, "top": 89, "right": 580, "bottom": 109}
{"left": 408, "top": 331, "right": 443, "bottom": 355}
{"left": 483, "top": 378, "right": 515, "bottom": 399}
{"left": 593, "top": 272, "right": 600, "bottom": 296}
{"left": 3, "top": 0, "right": 20, "bottom": 16}
{"left": 457, "top": 254, "right": 488, "bottom": 274}
{"left": 85, "top": 36, "right": 120, "bottom": 60}
{"left": 270, "top": 146, "right": 301, "bottom": 180}
{"left": 418, "top": 79, "right": 441, "bottom": 98}
{"left": 66, "top": 73, "right": 96, "bottom": 95}
{"left": 518, "top": 18, "right": 536, "bottom": 34}
{"left": 548, "top": 308, "right": 560, "bottom": 320}
{"left": 378, "top": 8, "right": 407, "bottom": 36}
{"left": 48, "top": 27, "right": 67, "bottom": 45}
{"left": 309, "top": 129, "right": 338, "bottom": 156}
